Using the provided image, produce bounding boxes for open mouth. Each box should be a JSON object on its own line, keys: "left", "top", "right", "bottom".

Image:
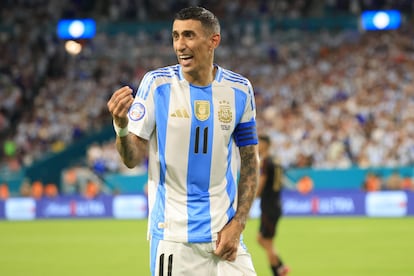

{"left": 178, "top": 54, "right": 194, "bottom": 67}
{"left": 179, "top": 54, "right": 193, "bottom": 62}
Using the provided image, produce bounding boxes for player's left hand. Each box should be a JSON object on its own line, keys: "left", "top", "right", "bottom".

{"left": 214, "top": 219, "right": 243, "bottom": 261}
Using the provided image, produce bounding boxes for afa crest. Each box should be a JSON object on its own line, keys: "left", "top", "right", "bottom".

{"left": 194, "top": 100, "right": 210, "bottom": 121}
{"left": 218, "top": 101, "right": 232, "bottom": 123}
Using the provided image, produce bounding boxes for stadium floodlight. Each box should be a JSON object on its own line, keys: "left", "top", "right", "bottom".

{"left": 360, "top": 10, "right": 401, "bottom": 31}
{"left": 57, "top": 18, "right": 96, "bottom": 39}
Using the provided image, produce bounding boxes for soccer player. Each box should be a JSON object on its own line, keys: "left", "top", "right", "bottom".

{"left": 107, "top": 6, "right": 259, "bottom": 276}
{"left": 256, "top": 134, "right": 290, "bottom": 276}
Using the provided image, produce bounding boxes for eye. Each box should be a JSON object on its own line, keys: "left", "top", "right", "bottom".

{"left": 183, "top": 31, "right": 195, "bottom": 39}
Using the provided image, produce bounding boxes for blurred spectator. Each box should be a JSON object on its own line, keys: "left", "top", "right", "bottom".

{"left": 402, "top": 176, "right": 414, "bottom": 191}
{"left": 296, "top": 175, "right": 314, "bottom": 194}
{"left": 0, "top": 183, "right": 9, "bottom": 200}
{"left": 362, "top": 172, "right": 381, "bottom": 192}
{"left": 86, "top": 141, "right": 147, "bottom": 175}
{"left": 385, "top": 171, "right": 403, "bottom": 190}
{"left": 44, "top": 183, "right": 58, "bottom": 198}
{"left": 61, "top": 166, "right": 111, "bottom": 196}
{"left": 31, "top": 180, "right": 44, "bottom": 199}
{"left": 84, "top": 179, "right": 100, "bottom": 199}
{"left": 3, "top": 138, "right": 17, "bottom": 158}
{"left": 19, "top": 180, "right": 32, "bottom": 197}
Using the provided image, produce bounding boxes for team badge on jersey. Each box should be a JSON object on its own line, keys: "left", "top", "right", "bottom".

{"left": 218, "top": 101, "right": 232, "bottom": 123}
{"left": 128, "top": 102, "right": 146, "bottom": 121}
{"left": 194, "top": 100, "right": 210, "bottom": 121}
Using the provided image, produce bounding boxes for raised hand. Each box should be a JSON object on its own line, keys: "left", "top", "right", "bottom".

{"left": 107, "top": 86, "right": 134, "bottom": 128}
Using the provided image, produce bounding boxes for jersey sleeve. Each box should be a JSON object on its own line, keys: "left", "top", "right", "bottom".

{"left": 127, "top": 72, "right": 156, "bottom": 140}
{"left": 234, "top": 80, "right": 258, "bottom": 147}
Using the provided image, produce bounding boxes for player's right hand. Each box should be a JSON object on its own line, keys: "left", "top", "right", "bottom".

{"left": 107, "top": 86, "right": 134, "bottom": 128}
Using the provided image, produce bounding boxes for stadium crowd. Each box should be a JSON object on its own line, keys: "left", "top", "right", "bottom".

{"left": 1, "top": 0, "right": 414, "bottom": 178}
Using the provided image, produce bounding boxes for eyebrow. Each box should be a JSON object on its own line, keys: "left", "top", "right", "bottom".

{"left": 172, "top": 30, "right": 196, "bottom": 36}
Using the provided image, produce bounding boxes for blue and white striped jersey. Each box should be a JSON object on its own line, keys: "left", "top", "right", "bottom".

{"left": 128, "top": 64, "right": 258, "bottom": 243}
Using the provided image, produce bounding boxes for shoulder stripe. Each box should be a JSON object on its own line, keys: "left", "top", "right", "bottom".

{"left": 137, "top": 66, "right": 179, "bottom": 100}
{"left": 222, "top": 70, "right": 249, "bottom": 86}
{"left": 222, "top": 69, "right": 244, "bottom": 79}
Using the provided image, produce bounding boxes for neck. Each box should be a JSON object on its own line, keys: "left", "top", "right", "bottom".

{"left": 184, "top": 64, "right": 216, "bottom": 86}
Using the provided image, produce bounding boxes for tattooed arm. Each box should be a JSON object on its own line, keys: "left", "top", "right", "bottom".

{"left": 214, "top": 144, "right": 259, "bottom": 261}
{"left": 108, "top": 86, "right": 148, "bottom": 168}
{"left": 116, "top": 134, "right": 147, "bottom": 168}
{"left": 234, "top": 144, "right": 260, "bottom": 229}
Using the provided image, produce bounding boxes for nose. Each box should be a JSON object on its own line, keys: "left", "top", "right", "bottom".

{"left": 174, "top": 36, "right": 186, "bottom": 52}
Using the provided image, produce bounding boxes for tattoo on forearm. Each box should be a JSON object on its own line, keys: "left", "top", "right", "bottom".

{"left": 235, "top": 145, "right": 259, "bottom": 228}
{"left": 116, "top": 134, "right": 146, "bottom": 168}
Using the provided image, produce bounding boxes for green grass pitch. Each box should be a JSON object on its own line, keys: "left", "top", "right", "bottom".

{"left": 1, "top": 217, "right": 413, "bottom": 275}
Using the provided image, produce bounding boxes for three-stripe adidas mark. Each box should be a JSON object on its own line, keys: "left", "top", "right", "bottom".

{"left": 171, "top": 108, "right": 189, "bottom": 118}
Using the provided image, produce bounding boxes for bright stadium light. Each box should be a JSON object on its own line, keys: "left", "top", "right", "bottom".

{"left": 68, "top": 20, "right": 85, "bottom": 38}
{"left": 57, "top": 18, "right": 96, "bottom": 39}
{"left": 65, "top": 40, "right": 82, "bottom": 55}
{"left": 360, "top": 10, "right": 401, "bottom": 31}
{"left": 373, "top": 12, "right": 390, "bottom": 29}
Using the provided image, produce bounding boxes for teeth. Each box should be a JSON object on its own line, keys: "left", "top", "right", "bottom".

{"left": 180, "top": 55, "right": 192, "bottom": 59}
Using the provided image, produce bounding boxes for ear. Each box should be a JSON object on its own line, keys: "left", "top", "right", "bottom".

{"left": 210, "top": 33, "right": 221, "bottom": 49}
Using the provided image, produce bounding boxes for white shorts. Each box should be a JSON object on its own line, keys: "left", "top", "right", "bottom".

{"left": 150, "top": 238, "right": 257, "bottom": 276}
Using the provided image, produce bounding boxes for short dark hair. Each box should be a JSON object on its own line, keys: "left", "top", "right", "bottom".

{"left": 174, "top": 6, "right": 220, "bottom": 35}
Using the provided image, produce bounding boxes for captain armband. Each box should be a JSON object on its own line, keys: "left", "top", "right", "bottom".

{"left": 234, "top": 121, "right": 258, "bottom": 147}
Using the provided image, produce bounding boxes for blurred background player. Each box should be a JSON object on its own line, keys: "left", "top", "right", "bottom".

{"left": 257, "top": 134, "right": 289, "bottom": 276}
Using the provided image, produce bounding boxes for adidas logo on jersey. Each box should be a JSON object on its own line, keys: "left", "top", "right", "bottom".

{"left": 171, "top": 108, "right": 190, "bottom": 118}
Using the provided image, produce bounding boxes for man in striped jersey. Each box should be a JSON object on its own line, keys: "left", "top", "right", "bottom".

{"left": 108, "top": 6, "right": 259, "bottom": 276}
